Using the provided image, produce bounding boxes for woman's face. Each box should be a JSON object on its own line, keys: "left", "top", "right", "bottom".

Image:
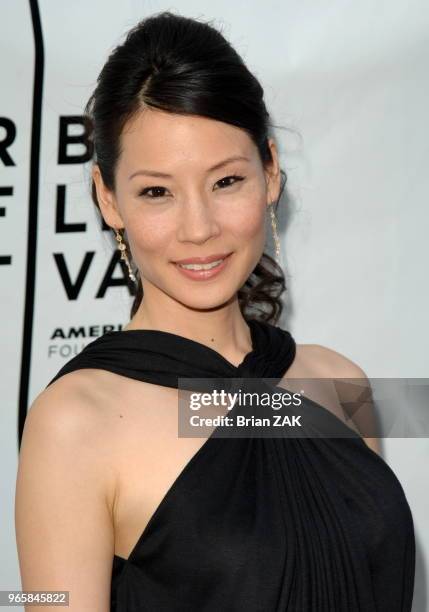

{"left": 93, "top": 107, "right": 280, "bottom": 311}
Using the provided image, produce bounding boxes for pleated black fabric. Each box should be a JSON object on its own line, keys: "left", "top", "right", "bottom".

{"left": 45, "top": 319, "right": 415, "bottom": 611}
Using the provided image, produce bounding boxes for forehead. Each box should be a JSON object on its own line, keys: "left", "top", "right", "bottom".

{"left": 118, "top": 107, "right": 257, "bottom": 169}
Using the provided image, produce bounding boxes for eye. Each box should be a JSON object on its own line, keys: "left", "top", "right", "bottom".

{"left": 138, "top": 185, "right": 169, "bottom": 199}
{"left": 214, "top": 175, "right": 245, "bottom": 190}
{"left": 138, "top": 175, "right": 245, "bottom": 199}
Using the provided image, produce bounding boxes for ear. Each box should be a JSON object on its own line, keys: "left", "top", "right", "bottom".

{"left": 264, "top": 138, "right": 281, "bottom": 207}
{"left": 91, "top": 164, "right": 124, "bottom": 229}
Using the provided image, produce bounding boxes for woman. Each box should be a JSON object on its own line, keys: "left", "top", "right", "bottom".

{"left": 15, "top": 11, "right": 415, "bottom": 611}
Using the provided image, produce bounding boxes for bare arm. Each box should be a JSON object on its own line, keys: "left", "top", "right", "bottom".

{"left": 15, "top": 377, "right": 116, "bottom": 611}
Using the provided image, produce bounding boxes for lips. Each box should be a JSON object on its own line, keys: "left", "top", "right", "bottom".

{"left": 173, "top": 252, "right": 232, "bottom": 280}
{"left": 174, "top": 252, "right": 232, "bottom": 265}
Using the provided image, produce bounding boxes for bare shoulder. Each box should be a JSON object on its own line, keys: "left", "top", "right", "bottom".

{"left": 28, "top": 369, "right": 111, "bottom": 434}
{"left": 27, "top": 368, "right": 121, "bottom": 505}
{"left": 292, "top": 343, "right": 381, "bottom": 455}
{"left": 294, "top": 343, "right": 367, "bottom": 378}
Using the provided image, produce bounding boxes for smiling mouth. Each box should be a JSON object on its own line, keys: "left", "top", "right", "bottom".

{"left": 173, "top": 252, "right": 233, "bottom": 269}
{"left": 177, "top": 258, "right": 226, "bottom": 270}
{"left": 172, "top": 252, "right": 233, "bottom": 279}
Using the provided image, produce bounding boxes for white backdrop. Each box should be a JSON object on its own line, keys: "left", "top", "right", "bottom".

{"left": 1, "top": 1, "right": 428, "bottom": 610}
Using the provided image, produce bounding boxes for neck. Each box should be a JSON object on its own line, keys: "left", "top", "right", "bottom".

{"left": 123, "top": 289, "right": 253, "bottom": 366}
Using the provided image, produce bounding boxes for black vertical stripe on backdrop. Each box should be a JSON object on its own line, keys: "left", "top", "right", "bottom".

{"left": 18, "top": 0, "right": 44, "bottom": 450}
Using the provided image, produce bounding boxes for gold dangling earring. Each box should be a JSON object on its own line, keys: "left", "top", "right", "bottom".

{"left": 114, "top": 228, "right": 137, "bottom": 283}
{"left": 268, "top": 202, "right": 281, "bottom": 264}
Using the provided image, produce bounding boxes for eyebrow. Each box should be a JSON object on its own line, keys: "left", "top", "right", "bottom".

{"left": 128, "top": 155, "right": 251, "bottom": 181}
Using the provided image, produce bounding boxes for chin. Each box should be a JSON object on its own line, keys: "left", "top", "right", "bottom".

{"left": 177, "top": 290, "right": 236, "bottom": 311}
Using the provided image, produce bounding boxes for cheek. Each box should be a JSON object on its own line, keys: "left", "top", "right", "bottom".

{"left": 124, "top": 214, "right": 175, "bottom": 257}
{"left": 222, "top": 194, "right": 266, "bottom": 241}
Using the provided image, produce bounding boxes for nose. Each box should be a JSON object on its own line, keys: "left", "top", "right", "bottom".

{"left": 176, "top": 198, "right": 221, "bottom": 244}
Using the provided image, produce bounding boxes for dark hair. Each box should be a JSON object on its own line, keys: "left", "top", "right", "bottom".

{"left": 84, "top": 10, "right": 289, "bottom": 324}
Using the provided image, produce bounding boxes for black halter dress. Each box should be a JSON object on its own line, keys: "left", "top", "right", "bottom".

{"left": 45, "top": 319, "right": 415, "bottom": 611}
